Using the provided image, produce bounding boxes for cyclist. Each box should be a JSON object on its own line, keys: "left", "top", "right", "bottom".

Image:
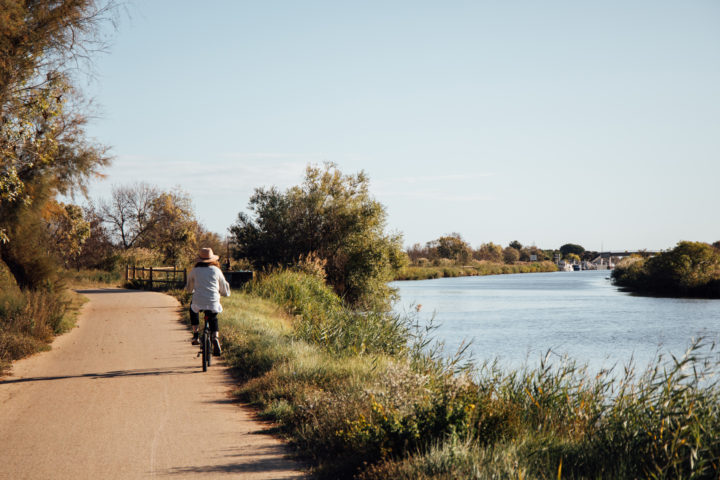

{"left": 185, "top": 247, "right": 230, "bottom": 355}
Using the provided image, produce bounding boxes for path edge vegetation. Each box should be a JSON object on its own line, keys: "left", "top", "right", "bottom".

{"left": 167, "top": 269, "right": 720, "bottom": 480}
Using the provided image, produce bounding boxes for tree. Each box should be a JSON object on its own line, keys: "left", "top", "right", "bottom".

{"left": 613, "top": 241, "right": 720, "bottom": 297}
{"left": 560, "top": 243, "right": 585, "bottom": 258}
{"left": 99, "top": 183, "right": 159, "bottom": 249}
{"left": 509, "top": 240, "right": 523, "bottom": 250}
{"left": 566, "top": 253, "right": 581, "bottom": 263}
{"left": 427, "top": 233, "right": 471, "bottom": 264}
{"left": 73, "top": 203, "right": 116, "bottom": 270}
{"left": 0, "top": 1, "right": 114, "bottom": 286}
{"left": 406, "top": 243, "right": 431, "bottom": 263}
{"left": 141, "top": 190, "right": 197, "bottom": 265}
{"left": 230, "top": 163, "right": 405, "bottom": 308}
{"left": 98, "top": 183, "right": 206, "bottom": 265}
{"left": 474, "top": 242, "right": 503, "bottom": 262}
{"left": 503, "top": 246, "right": 520, "bottom": 264}
{"left": 43, "top": 201, "right": 91, "bottom": 268}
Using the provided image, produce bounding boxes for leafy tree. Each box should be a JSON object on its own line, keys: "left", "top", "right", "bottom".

{"left": 474, "top": 242, "right": 503, "bottom": 262}
{"left": 645, "top": 241, "right": 720, "bottom": 292}
{"left": 613, "top": 241, "right": 720, "bottom": 297}
{"left": 43, "top": 201, "right": 91, "bottom": 268}
{"left": 98, "top": 184, "right": 209, "bottom": 266}
{"left": 503, "top": 246, "right": 520, "bottom": 264}
{"left": 560, "top": 243, "right": 585, "bottom": 258}
{"left": 509, "top": 240, "right": 523, "bottom": 250}
{"left": 142, "top": 190, "right": 197, "bottom": 265}
{"left": 73, "top": 203, "right": 116, "bottom": 270}
{"left": 566, "top": 253, "right": 581, "bottom": 263}
{"left": 519, "top": 245, "right": 547, "bottom": 262}
{"left": 230, "top": 163, "right": 405, "bottom": 308}
{"left": 0, "top": 1, "right": 114, "bottom": 286}
{"left": 427, "top": 233, "right": 471, "bottom": 264}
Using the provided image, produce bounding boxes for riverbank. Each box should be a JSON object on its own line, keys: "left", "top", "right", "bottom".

{"left": 395, "top": 260, "right": 558, "bottom": 281}
{"left": 172, "top": 271, "right": 720, "bottom": 479}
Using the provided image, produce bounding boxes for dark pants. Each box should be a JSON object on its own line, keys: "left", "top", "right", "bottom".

{"left": 189, "top": 308, "right": 219, "bottom": 332}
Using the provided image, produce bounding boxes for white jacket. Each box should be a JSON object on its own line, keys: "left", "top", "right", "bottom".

{"left": 185, "top": 265, "right": 231, "bottom": 313}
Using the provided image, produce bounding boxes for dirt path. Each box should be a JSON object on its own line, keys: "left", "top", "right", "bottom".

{"left": 0, "top": 288, "right": 305, "bottom": 479}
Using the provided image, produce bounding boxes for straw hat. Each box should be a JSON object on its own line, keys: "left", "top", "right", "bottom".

{"left": 196, "top": 247, "right": 219, "bottom": 263}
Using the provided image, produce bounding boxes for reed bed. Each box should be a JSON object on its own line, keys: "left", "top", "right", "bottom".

{"left": 396, "top": 262, "right": 558, "bottom": 281}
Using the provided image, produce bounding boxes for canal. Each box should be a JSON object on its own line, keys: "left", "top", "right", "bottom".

{"left": 391, "top": 270, "right": 720, "bottom": 373}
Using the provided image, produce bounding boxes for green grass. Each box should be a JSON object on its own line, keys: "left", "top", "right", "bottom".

{"left": 171, "top": 271, "right": 720, "bottom": 479}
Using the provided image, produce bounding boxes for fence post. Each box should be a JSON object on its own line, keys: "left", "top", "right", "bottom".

{"left": 149, "top": 267, "right": 153, "bottom": 288}
{"left": 183, "top": 268, "right": 187, "bottom": 286}
{"left": 125, "top": 265, "right": 128, "bottom": 282}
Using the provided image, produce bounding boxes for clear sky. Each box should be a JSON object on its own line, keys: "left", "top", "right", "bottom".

{"left": 81, "top": 0, "right": 720, "bottom": 252}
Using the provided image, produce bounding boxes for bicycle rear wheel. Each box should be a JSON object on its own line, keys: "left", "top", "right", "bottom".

{"left": 201, "top": 332, "right": 208, "bottom": 372}
{"left": 206, "top": 334, "right": 212, "bottom": 367}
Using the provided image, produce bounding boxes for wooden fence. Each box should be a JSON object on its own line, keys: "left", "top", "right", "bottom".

{"left": 125, "top": 265, "right": 187, "bottom": 288}
{"left": 125, "top": 266, "right": 254, "bottom": 289}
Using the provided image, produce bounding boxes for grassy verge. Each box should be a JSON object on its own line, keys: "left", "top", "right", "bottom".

{"left": 395, "top": 261, "right": 558, "bottom": 281}
{"left": 171, "top": 270, "right": 720, "bottom": 479}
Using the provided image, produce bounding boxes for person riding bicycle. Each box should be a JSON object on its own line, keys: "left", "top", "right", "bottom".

{"left": 185, "top": 247, "right": 230, "bottom": 355}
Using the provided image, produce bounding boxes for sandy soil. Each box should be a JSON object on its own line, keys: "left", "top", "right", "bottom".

{"left": 0, "top": 288, "right": 305, "bottom": 479}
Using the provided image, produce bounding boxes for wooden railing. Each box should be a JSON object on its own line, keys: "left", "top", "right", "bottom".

{"left": 125, "top": 265, "right": 187, "bottom": 288}
{"left": 125, "top": 266, "right": 253, "bottom": 289}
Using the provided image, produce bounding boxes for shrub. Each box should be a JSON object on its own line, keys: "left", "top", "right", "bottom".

{"left": 246, "top": 270, "right": 409, "bottom": 356}
{"left": 0, "top": 287, "right": 70, "bottom": 371}
{"left": 613, "top": 242, "right": 720, "bottom": 297}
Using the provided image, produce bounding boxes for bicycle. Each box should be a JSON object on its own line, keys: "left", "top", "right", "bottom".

{"left": 197, "top": 313, "right": 213, "bottom": 372}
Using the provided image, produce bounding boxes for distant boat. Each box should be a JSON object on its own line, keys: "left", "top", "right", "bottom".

{"left": 559, "top": 262, "right": 574, "bottom": 271}
{"left": 572, "top": 264, "right": 581, "bottom": 271}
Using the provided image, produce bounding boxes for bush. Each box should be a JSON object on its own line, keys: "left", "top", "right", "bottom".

{"left": 246, "top": 270, "right": 409, "bottom": 356}
{"left": 612, "top": 242, "right": 720, "bottom": 297}
{"left": 230, "top": 164, "right": 405, "bottom": 309}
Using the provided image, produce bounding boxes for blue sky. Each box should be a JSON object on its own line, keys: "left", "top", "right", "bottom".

{"left": 81, "top": 1, "right": 720, "bottom": 251}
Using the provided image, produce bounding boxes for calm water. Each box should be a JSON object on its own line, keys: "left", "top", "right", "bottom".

{"left": 391, "top": 270, "right": 720, "bottom": 373}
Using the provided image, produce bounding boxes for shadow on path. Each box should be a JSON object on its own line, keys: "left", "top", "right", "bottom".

{"left": 74, "top": 288, "right": 145, "bottom": 294}
{"left": 0, "top": 366, "right": 198, "bottom": 385}
{"left": 161, "top": 454, "right": 304, "bottom": 477}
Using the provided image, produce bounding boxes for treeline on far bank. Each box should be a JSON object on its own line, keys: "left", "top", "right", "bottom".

{"left": 398, "top": 235, "right": 595, "bottom": 280}
{"left": 612, "top": 241, "right": 720, "bottom": 298}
